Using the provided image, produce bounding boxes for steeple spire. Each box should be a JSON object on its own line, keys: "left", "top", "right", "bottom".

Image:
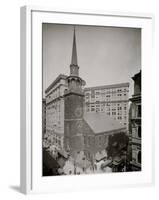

{"left": 70, "top": 27, "right": 79, "bottom": 77}
{"left": 65, "top": 26, "right": 86, "bottom": 95}
{"left": 71, "top": 27, "right": 78, "bottom": 66}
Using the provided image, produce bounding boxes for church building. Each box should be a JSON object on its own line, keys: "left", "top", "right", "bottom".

{"left": 63, "top": 28, "right": 127, "bottom": 163}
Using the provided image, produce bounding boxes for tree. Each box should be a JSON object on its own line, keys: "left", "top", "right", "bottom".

{"left": 106, "top": 132, "right": 129, "bottom": 159}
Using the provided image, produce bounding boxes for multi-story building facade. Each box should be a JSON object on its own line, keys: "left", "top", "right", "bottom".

{"left": 42, "top": 98, "right": 46, "bottom": 138}
{"left": 84, "top": 83, "right": 129, "bottom": 128}
{"left": 129, "top": 70, "right": 141, "bottom": 171}
{"left": 45, "top": 74, "right": 68, "bottom": 151}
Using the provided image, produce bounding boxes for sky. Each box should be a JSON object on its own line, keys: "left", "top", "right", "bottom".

{"left": 42, "top": 24, "right": 141, "bottom": 97}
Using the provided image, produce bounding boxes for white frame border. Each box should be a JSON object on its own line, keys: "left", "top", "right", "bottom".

{"left": 20, "top": 6, "right": 154, "bottom": 194}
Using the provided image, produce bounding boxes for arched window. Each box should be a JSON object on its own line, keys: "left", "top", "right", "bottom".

{"left": 138, "top": 151, "right": 141, "bottom": 164}
{"left": 138, "top": 126, "right": 141, "bottom": 138}
{"left": 137, "top": 105, "right": 141, "bottom": 117}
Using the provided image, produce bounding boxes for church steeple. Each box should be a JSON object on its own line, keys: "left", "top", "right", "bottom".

{"left": 71, "top": 28, "right": 78, "bottom": 66}
{"left": 70, "top": 27, "right": 79, "bottom": 77}
{"left": 64, "top": 26, "right": 85, "bottom": 155}
{"left": 65, "top": 27, "right": 85, "bottom": 94}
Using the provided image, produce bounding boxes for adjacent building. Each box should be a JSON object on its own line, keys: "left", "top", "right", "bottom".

{"left": 129, "top": 70, "right": 141, "bottom": 171}
{"left": 45, "top": 74, "right": 68, "bottom": 152}
{"left": 42, "top": 98, "right": 46, "bottom": 138}
{"left": 84, "top": 83, "right": 129, "bottom": 129}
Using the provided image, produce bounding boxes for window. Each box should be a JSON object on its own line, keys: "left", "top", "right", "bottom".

{"left": 91, "top": 93, "right": 95, "bottom": 98}
{"left": 98, "top": 136, "right": 102, "bottom": 146}
{"left": 96, "top": 108, "right": 100, "bottom": 112}
{"left": 138, "top": 151, "right": 141, "bottom": 164}
{"left": 137, "top": 105, "right": 141, "bottom": 117}
{"left": 88, "top": 136, "right": 92, "bottom": 146}
{"left": 84, "top": 136, "right": 86, "bottom": 145}
{"left": 91, "top": 105, "right": 95, "bottom": 111}
{"left": 138, "top": 126, "right": 141, "bottom": 138}
{"left": 95, "top": 92, "right": 100, "bottom": 95}
{"left": 131, "top": 106, "right": 135, "bottom": 118}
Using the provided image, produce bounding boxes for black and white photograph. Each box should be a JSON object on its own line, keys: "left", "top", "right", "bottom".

{"left": 42, "top": 23, "right": 141, "bottom": 176}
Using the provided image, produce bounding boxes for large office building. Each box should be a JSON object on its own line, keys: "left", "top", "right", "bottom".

{"left": 84, "top": 83, "right": 129, "bottom": 128}
{"left": 45, "top": 74, "right": 68, "bottom": 152}
{"left": 42, "top": 98, "right": 46, "bottom": 138}
{"left": 129, "top": 70, "right": 141, "bottom": 171}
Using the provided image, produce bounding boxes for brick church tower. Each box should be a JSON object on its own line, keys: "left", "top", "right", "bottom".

{"left": 64, "top": 28, "right": 85, "bottom": 156}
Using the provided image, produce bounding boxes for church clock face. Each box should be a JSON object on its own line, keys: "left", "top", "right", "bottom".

{"left": 74, "top": 106, "right": 83, "bottom": 118}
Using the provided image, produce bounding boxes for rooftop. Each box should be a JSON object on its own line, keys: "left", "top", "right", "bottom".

{"left": 84, "top": 112, "right": 125, "bottom": 134}
{"left": 84, "top": 82, "right": 129, "bottom": 91}
{"left": 45, "top": 74, "right": 67, "bottom": 94}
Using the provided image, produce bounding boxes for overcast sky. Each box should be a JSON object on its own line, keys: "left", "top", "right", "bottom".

{"left": 42, "top": 24, "right": 141, "bottom": 97}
